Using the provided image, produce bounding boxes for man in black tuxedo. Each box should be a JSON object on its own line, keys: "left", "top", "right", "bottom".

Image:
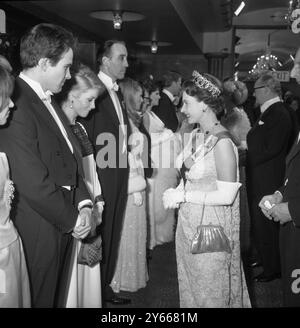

{"left": 153, "top": 71, "right": 182, "bottom": 132}
{"left": 247, "top": 73, "right": 292, "bottom": 283}
{"left": 0, "top": 24, "right": 93, "bottom": 307}
{"left": 82, "top": 40, "right": 131, "bottom": 305}
{"left": 260, "top": 48, "right": 300, "bottom": 306}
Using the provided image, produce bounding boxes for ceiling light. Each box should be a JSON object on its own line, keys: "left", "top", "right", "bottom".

{"left": 90, "top": 10, "right": 145, "bottom": 30}
{"left": 151, "top": 41, "right": 158, "bottom": 54}
{"left": 113, "top": 12, "right": 122, "bottom": 30}
{"left": 234, "top": 1, "right": 245, "bottom": 16}
{"left": 136, "top": 41, "right": 172, "bottom": 54}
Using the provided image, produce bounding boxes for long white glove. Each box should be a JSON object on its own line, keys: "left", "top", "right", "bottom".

{"left": 185, "top": 180, "right": 241, "bottom": 205}
{"left": 163, "top": 179, "right": 184, "bottom": 209}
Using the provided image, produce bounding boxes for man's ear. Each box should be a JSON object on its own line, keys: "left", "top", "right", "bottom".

{"left": 102, "top": 56, "right": 109, "bottom": 68}
{"left": 38, "top": 58, "right": 51, "bottom": 72}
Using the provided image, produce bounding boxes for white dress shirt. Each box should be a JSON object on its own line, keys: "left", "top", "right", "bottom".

{"left": 19, "top": 72, "right": 74, "bottom": 153}
{"left": 98, "top": 71, "right": 127, "bottom": 152}
{"left": 162, "top": 89, "right": 175, "bottom": 103}
{"left": 260, "top": 96, "right": 281, "bottom": 114}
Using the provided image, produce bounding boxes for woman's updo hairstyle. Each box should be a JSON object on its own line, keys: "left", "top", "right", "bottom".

{"left": 223, "top": 79, "right": 248, "bottom": 106}
{"left": 182, "top": 71, "right": 226, "bottom": 120}
{"left": 56, "top": 61, "right": 104, "bottom": 105}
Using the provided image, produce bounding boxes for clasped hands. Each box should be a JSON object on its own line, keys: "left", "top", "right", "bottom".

{"left": 133, "top": 192, "right": 143, "bottom": 206}
{"left": 72, "top": 202, "right": 104, "bottom": 239}
{"left": 259, "top": 192, "right": 292, "bottom": 225}
{"left": 163, "top": 188, "right": 185, "bottom": 209}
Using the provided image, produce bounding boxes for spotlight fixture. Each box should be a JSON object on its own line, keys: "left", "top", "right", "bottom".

{"left": 136, "top": 41, "right": 172, "bottom": 54}
{"left": 234, "top": 1, "right": 246, "bottom": 16}
{"left": 151, "top": 41, "right": 158, "bottom": 54}
{"left": 113, "top": 12, "right": 122, "bottom": 30}
{"left": 90, "top": 10, "right": 145, "bottom": 31}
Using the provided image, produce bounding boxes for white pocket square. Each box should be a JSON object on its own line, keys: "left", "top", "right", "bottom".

{"left": 258, "top": 120, "right": 264, "bottom": 125}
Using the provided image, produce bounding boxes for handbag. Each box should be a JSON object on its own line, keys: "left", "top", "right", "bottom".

{"left": 77, "top": 233, "right": 102, "bottom": 267}
{"left": 190, "top": 197, "right": 232, "bottom": 254}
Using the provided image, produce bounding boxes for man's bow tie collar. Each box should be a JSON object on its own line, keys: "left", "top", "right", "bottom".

{"left": 111, "top": 82, "right": 119, "bottom": 92}
{"left": 42, "top": 90, "right": 53, "bottom": 103}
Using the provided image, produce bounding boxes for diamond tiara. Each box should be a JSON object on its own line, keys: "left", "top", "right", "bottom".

{"left": 192, "top": 71, "right": 221, "bottom": 98}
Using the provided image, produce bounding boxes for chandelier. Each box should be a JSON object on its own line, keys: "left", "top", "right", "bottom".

{"left": 248, "top": 32, "right": 282, "bottom": 79}
{"left": 287, "top": 0, "right": 300, "bottom": 33}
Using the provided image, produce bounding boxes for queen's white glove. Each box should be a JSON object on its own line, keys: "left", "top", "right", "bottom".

{"left": 185, "top": 180, "right": 241, "bottom": 205}
{"left": 163, "top": 188, "right": 185, "bottom": 209}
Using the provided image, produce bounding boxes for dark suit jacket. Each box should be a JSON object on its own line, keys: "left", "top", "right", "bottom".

{"left": 281, "top": 139, "right": 300, "bottom": 227}
{"left": 284, "top": 103, "right": 299, "bottom": 152}
{"left": 247, "top": 101, "right": 292, "bottom": 198}
{"left": 0, "top": 77, "right": 90, "bottom": 307}
{"left": 153, "top": 92, "right": 178, "bottom": 132}
{"left": 277, "top": 136, "right": 300, "bottom": 306}
{"left": 81, "top": 85, "right": 131, "bottom": 296}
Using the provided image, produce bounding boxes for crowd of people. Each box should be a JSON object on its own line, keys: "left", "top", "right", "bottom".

{"left": 1, "top": 22, "right": 300, "bottom": 308}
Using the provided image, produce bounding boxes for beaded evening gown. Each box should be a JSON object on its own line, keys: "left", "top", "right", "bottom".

{"left": 110, "top": 123, "right": 148, "bottom": 293}
{"left": 144, "top": 111, "right": 180, "bottom": 249}
{"left": 0, "top": 152, "right": 30, "bottom": 307}
{"left": 175, "top": 130, "right": 251, "bottom": 308}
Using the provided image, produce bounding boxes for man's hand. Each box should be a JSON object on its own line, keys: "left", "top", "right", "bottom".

{"left": 268, "top": 202, "right": 292, "bottom": 225}
{"left": 259, "top": 192, "right": 283, "bottom": 219}
{"left": 72, "top": 207, "right": 92, "bottom": 239}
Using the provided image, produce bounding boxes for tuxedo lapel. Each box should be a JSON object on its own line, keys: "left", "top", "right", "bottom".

{"left": 103, "top": 89, "right": 121, "bottom": 129}
{"left": 116, "top": 89, "right": 131, "bottom": 137}
{"left": 286, "top": 137, "right": 300, "bottom": 167}
{"left": 16, "top": 78, "right": 70, "bottom": 145}
{"left": 51, "top": 100, "right": 83, "bottom": 170}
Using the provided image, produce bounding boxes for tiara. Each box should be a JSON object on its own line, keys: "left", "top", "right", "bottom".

{"left": 192, "top": 71, "right": 221, "bottom": 98}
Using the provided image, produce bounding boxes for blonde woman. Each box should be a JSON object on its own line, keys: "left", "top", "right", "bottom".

{"left": 110, "top": 78, "right": 149, "bottom": 292}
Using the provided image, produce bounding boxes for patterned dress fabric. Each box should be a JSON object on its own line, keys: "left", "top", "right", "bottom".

{"left": 175, "top": 132, "right": 251, "bottom": 308}
{"left": 0, "top": 152, "right": 30, "bottom": 307}
{"left": 110, "top": 123, "right": 148, "bottom": 293}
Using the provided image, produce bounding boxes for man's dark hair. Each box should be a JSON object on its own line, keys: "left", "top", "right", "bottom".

{"left": 20, "top": 23, "right": 76, "bottom": 69}
{"left": 162, "top": 70, "right": 181, "bottom": 88}
{"left": 96, "top": 40, "right": 126, "bottom": 67}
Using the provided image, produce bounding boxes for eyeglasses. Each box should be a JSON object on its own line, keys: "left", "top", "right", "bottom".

{"left": 253, "top": 85, "right": 266, "bottom": 90}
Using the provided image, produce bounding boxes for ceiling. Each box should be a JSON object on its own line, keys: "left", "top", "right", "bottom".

{"left": 1, "top": 0, "right": 299, "bottom": 75}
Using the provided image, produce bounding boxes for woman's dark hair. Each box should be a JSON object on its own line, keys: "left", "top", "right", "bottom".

{"left": 141, "top": 78, "right": 161, "bottom": 95}
{"left": 0, "top": 65, "right": 14, "bottom": 112}
{"left": 182, "top": 73, "right": 226, "bottom": 120}
{"left": 96, "top": 40, "right": 126, "bottom": 67}
{"left": 119, "top": 78, "right": 143, "bottom": 126}
{"left": 20, "top": 23, "right": 76, "bottom": 69}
